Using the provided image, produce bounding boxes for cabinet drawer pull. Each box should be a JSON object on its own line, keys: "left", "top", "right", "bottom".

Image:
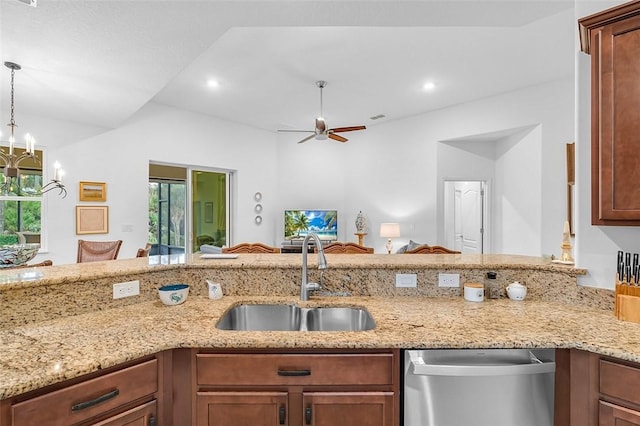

{"left": 305, "top": 406, "right": 312, "bottom": 425}
{"left": 71, "top": 389, "right": 120, "bottom": 412}
{"left": 277, "top": 369, "right": 311, "bottom": 376}
{"left": 149, "top": 415, "right": 156, "bottom": 426}
{"left": 279, "top": 406, "right": 286, "bottom": 424}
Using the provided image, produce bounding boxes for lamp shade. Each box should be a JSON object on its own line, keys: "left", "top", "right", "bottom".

{"left": 379, "top": 223, "right": 400, "bottom": 238}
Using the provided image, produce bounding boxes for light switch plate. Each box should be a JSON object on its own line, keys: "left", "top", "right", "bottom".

{"left": 438, "top": 273, "right": 460, "bottom": 287}
{"left": 396, "top": 273, "right": 417, "bottom": 288}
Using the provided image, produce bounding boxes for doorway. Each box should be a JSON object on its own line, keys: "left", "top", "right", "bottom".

{"left": 148, "top": 162, "right": 231, "bottom": 255}
{"left": 443, "top": 180, "right": 487, "bottom": 253}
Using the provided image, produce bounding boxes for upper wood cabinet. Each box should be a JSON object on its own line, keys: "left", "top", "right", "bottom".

{"left": 579, "top": 1, "right": 640, "bottom": 225}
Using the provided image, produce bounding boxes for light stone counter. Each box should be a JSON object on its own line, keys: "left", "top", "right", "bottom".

{"left": 0, "top": 253, "right": 619, "bottom": 400}
{"left": 1, "top": 295, "right": 639, "bottom": 400}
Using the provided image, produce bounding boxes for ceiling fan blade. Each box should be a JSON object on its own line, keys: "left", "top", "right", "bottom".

{"left": 297, "top": 134, "right": 317, "bottom": 144}
{"left": 278, "top": 129, "right": 314, "bottom": 133}
{"left": 329, "top": 125, "right": 366, "bottom": 133}
{"left": 328, "top": 133, "right": 348, "bottom": 143}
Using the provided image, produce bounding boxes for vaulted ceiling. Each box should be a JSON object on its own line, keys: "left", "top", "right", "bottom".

{"left": 0, "top": 0, "right": 575, "bottom": 137}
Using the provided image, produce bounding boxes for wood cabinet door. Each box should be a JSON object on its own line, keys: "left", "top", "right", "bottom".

{"left": 89, "top": 400, "right": 157, "bottom": 426}
{"left": 599, "top": 400, "right": 640, "bottom": 426}
{"left": 302, "top": 392, "right": 394, "bottom": 426}
{"left": 591, "top": 13, "right": 640, "bottom": 225}
{"left": 196, "top": 391, "right": 288, "bottom": 426}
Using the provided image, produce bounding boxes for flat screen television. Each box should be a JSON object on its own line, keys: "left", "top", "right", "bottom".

{"left": 284, "top": 209, "right": 338, "bottom": 241}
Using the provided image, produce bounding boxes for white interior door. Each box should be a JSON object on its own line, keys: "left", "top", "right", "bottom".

{"left": 444, "top": 180, "right": 486, "bottom": 253}
{"left": 453, "top": 188, "right": 463, "bottom": 251}
{"left": 459, "top": 182, "right": 483, "bottom": 253}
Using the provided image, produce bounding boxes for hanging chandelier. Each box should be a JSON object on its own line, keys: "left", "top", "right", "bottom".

{"left": 1, "top": 61, "right": 66, "bottom": 197}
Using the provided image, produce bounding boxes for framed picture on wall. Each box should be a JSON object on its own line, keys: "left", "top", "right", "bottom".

{"left": 204, "top": 202, "right": 214, "bottom": 223}
{"left": 76, "top": 206, "right": 109, "bottom": 234}
{"left": 79, "top": 181, "right": 107, "bottom": 202}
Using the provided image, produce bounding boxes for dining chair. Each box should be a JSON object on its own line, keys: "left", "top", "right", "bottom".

{"left": 136, "top": 243, "right": 152, "bottom": 258}
{"left": 323, "top": 242, "right": 374, "bottom": 254}
{"left": 77, "top": 240, "right": 123, "bottom": 263}
{"left": 222, "top": 243, "right": 281, "bottom": 254}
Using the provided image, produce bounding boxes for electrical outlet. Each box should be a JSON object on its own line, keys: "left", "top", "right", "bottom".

{"left": 113, "top": 280, "right": 140, "bottom": 299}
{"left": 396, "top": 273, "right": 417, "bottom": 288}
{"left": 438, "top": 273, "right": 460, "bottom": 288}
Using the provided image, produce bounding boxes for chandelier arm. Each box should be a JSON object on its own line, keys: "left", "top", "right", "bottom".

{"left": 13, "top": 152, "right": 37, "bottom": 166}
{"left": 40, "top": 180, "right": 67, "bottom": 198}
{"left": 0, "top": 152, "right": 9, "bottom": 166}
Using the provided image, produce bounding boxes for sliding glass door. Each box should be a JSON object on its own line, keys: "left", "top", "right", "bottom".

{"left": 148, "top": 179, "right": 186, "bottom": 255}
{"left": 148, "top": 163, "right": 231, "bottom": 255}
{"left": 191, "top": 170, "right": 229, "bottom": 252}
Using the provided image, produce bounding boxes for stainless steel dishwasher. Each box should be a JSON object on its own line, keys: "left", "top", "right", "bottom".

{"left": 404, "top": 348, "right": 555, "bottom": 426}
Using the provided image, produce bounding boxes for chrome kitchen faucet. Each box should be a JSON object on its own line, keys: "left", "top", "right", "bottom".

{"left": 300, "top": 232, "right": 328, "bottom": 301}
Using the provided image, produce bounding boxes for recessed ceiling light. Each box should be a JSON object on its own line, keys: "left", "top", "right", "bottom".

{"left": 207, "top": 79, "right": 220, "bottom": 89}
{"left": 422, "top": 82, "right": 436, "bottom": 91}
{"left": 370, "top": 114, "right": 386, "bottom": 120}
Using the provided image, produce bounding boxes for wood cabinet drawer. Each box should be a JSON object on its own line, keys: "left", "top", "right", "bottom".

{"left": 600, "top": 359, "right": 640, "bottom": 406}
{"left": 11, "top": 359, "right": 158, "bottom": 426}
{"left": 197, "top": 353, "right": 394, "bottom": 387}
{"left": 599, "top": 400, "right": 640, "bottom": 426}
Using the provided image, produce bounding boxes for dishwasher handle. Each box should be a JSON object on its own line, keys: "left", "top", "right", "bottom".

{"left": 409, "top": 358, "right": 555, "bottom": 377}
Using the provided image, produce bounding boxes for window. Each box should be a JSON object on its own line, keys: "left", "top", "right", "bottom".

{"left": 0, "top": 147, "right": 44, "bottom": 246}
{"left": 148, "top": 179, "right": 186, "bottom": 255}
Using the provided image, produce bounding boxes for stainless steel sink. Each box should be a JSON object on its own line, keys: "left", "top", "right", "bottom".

{"left": 305, "top": 307, "right": 376, "bottom": 331}
{"left": 216, "top": 304, "right": 376, "bottom": 331}
{"left": 216, "top": 304, "right": 302, "bottom": 331}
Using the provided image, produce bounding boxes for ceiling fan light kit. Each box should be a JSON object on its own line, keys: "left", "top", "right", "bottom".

{"left": 278, "top": 80, "right": 366, "bottom": 144}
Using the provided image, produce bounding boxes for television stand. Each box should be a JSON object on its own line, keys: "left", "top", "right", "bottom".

{"left": 280, "top": 239, "right": 331, "bottom": 254}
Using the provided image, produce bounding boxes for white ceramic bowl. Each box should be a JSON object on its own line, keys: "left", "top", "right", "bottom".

{"left": 158, "top": 284, "right": 189, "bottom": 306}
{"left": 0, "top": 244, "right": 40, "bottom": 268}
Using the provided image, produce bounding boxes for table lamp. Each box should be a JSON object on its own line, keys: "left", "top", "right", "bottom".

{"left": 380, "top": 223, "right": 400, "bottom": 254}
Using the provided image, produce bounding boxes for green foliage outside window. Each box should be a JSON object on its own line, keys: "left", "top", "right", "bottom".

{"left": 0, "top": 200, "right": 41, "bottom": 243}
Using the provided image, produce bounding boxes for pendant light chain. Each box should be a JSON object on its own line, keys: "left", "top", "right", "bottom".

{"left": 320, "top": 84, "right": 323, "bottom": 118}
{"left": 9, "top": 65, "right": 16, "bottom": 131}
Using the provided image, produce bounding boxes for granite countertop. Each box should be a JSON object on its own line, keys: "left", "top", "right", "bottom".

{"left": 0, "top": 253, "right": 585, "bottom": 290}
{"left": 1, "top": 294, "right": 638, "bottom": 400}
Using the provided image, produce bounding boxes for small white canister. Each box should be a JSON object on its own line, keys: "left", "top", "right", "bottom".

{"left": 463, "top": 282, "right": 484, "bottom": 302}
{"left": 206, "top": 280, "right": 223, "bottom": 300}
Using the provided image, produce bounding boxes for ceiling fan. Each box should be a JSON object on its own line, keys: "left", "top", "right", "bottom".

{"left": 278, "top": 80, "right": 366, "bottom": 144}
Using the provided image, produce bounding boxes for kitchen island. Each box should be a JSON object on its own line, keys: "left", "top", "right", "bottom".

{"left": 0, "top": 253, "right": 628, "bottom": 426}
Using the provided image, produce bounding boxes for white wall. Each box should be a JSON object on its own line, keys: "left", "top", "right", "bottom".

{"left": 11, "top": 76, "right": 574, "bottom": 268}
{"left": 574, "top": 0, "right": 638, "bottom": 289}
{"left": 36, "top": 102, "right": 278, "bottom": 265}
{"left": 436, "top": 125, "right": 543, "bottom": 256}
{"left": 494, "top": 126, "right": 543, "bottom": 255}
{"left": 276, "top": 77, "right": 574, "bottom": 255}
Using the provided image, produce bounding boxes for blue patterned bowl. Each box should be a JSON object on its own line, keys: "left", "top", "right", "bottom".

{"left": 158, "top": 283, "right": 189, "bottom": 306}
{"left": 0, "top": 244, "right": 40, "bottom": 268}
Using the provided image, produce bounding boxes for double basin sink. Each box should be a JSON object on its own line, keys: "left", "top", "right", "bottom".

{"left": 216, "top": 303, "right": 376, "bottom": 332}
